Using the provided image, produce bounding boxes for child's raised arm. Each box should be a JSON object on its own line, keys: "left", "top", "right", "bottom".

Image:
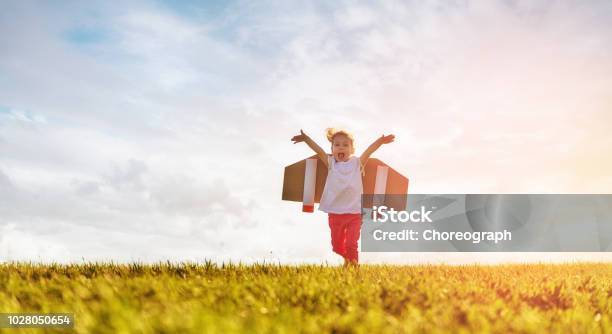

{"left": 360, "top": 134, "right": 395, "bottom": 167}
{"left": 291, "top": 129, "right": 329, "bottom": 168}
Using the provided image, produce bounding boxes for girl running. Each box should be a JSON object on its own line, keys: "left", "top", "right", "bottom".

{"left": 291, "top": 128, "right": 395, "bottom": 266}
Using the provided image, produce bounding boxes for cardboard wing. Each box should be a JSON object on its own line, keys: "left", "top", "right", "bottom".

{"left": 282, "top": 155, "right": 409, "bottom": 212}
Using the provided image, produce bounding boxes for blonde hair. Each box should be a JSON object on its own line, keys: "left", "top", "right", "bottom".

{"left": 325, "top": 128, "right": 355, "bottom": 154}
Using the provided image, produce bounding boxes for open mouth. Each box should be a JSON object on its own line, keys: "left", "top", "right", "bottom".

{"left": 338, "top": 153, "right": 345, "bottom": 160}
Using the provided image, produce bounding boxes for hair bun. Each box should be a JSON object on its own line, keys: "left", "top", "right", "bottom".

{"left": 325, "top": 127, "right": 337, "bottom": 142}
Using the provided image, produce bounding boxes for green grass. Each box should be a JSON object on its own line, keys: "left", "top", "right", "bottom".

{"left": 1, "top": 262, "right": 610, "bottom": 333}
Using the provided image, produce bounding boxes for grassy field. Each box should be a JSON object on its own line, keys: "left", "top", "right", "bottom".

{"left": 0, "top": 262, "right": 610, "bottom": 333}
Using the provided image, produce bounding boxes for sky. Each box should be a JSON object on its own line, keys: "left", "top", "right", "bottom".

{"left": 1, "top": 0, "right": 611, "bottom": 264}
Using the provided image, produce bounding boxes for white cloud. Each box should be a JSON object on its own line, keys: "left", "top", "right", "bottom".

{"left": 0, "top": 224, "right": 71, "bottom": 262}
{"left": 0, "top": 0, "right": 611, "bottom": 263}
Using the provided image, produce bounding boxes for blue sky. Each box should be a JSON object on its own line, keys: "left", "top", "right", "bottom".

{"left": 1, "top": 0, "right": 611, "bottom": 263}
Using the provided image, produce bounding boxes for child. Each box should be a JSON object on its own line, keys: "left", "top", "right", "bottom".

{"left": 291, "top": 128, "right": 395, "bottom": 267}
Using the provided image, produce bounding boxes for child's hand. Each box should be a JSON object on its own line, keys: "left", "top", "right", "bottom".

{"left": 291, "top": 129, "right": 310, "bottom": 144}
{"left": 380, "top": 134, "right": 395, "bottom": 144}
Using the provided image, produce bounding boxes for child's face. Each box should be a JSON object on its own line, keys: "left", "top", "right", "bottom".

{"left": 332, "top": 135, "right": 353, "bottom": 162}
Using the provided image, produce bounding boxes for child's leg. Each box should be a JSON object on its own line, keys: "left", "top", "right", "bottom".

{"left": 328, "top": 214, "right": 347, "bottom": 258}
{"left": 344, "top": 214, "right": 362, "bottom": 263}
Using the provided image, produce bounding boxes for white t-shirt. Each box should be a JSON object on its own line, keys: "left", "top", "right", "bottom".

{"left": 318, "top": 155, "right": 364, "bottom": 214}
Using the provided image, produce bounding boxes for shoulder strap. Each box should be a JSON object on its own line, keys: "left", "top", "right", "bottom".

{"left": 327, "top": 155, "right": 333, "bottom": 171}
{"left": 357, "top": 157, "right": 365, "bottom": 176}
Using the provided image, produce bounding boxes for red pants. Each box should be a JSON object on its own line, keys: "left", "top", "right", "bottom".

{"left": 328, "top": 213, "right": 362, "bottom": 262}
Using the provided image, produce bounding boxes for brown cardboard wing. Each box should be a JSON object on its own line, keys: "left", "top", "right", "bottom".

{"left": 282, "top": 155, "right": 409, "bottom": 210}
{"left": 361, "top": 158, "right": 409, "bottom": 211}
{"left": 282, "top": 155, "right": 328, "bottom": 203}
